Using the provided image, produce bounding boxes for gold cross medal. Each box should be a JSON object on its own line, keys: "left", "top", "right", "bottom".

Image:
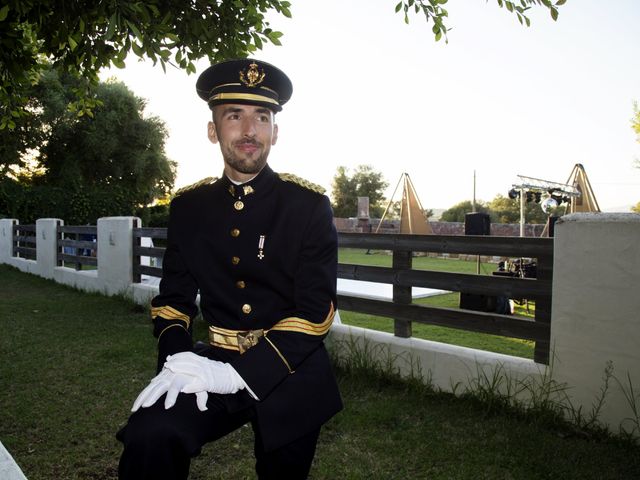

{"left": 257, "top": 235, "right": 265, "bottom": 260}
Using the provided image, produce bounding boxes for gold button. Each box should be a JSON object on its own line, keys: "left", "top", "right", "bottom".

{"left": 242, "top": 304, "right": 252, "bottom": 314}
{"left": 231, "top": 256, "right": 240, "bottom": 265}
{"left": 234, "top": 200, "right": 244, "bottom": 211}
{"left": 236, "top": 280, "right": 246, "bottom": 289}
{"left": 231, "top": 228, "right": 240, "bottom": 237}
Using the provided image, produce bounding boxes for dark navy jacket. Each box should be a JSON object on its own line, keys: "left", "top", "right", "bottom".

{"left": 150, "top": 164, "right": 342, "bottom": 451}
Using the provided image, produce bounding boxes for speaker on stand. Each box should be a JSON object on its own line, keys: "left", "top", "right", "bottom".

{"left": 460, "top": 212, "right": 494, "bottom": 312}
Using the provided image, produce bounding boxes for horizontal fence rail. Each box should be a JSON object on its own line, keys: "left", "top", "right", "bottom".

{"left": 57, "top": 225, "right": 98, "bottom": 270}
{"left": 131, "top": 228, "right": 553, "bottom": 364}
{"left": 12, "top": 224, "right": 36, "bottom": 260}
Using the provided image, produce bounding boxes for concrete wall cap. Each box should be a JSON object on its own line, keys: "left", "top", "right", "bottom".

{"left": 559, "top": 212, "right": 640, "bottom": 224}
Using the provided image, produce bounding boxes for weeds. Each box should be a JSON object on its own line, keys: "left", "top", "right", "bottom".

{"left": 330, "top": 331, "right": 640, "bottom": 447}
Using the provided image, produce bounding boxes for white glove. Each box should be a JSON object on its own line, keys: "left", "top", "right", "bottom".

{"left": 131, "top": 368, "right": 208, "bottom": 412}
{"left": 164, "top": 352, "right": 246, "bottom": 397}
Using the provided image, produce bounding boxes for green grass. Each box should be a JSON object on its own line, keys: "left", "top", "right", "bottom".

{"left": 1, "top": 264, "right": 640, "bottom": 479}
{"left": 338, "top": 249, "right": 536, "bottom": 359}
{"left": 339, "top": 248, "right": 498, "bottom": 274}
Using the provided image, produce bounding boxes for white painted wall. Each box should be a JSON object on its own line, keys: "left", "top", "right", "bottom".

{"left": 550, "top": 213, "right": 640, "bottom": 435}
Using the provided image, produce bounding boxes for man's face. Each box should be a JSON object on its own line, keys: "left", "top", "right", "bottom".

{"left": 208, "top": 104, "right": 278, "bottom": 182}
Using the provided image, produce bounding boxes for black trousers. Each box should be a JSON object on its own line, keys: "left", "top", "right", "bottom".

{"left": 117, "top": 391, "right": 320, "bottom": 480}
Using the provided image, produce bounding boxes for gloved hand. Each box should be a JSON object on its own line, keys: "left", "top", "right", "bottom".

{"left": 131, "top": 368, "right": 208, "bottom": 412}
{"left": 164, "top": 351, "right": 246, "bottom": 398}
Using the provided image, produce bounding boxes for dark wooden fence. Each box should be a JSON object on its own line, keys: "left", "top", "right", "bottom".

{"left": 12, "top": 224, "right": 36, "bottom": 260}
{"left": 131, "top": 228, "right": 553, "bottom": 364}
{"left": 56, "top": 225, "right": 98, "bottom": 270}
{"left": 338, "top": 233, "right": 553, "bottom": 364}
{"left": 132, "top": 227, "right": 167, "bottom": 282}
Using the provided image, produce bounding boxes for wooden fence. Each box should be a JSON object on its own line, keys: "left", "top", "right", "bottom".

{"left": 56, "top": 225, "right": 98, "bottom": 270}
{"left": 130, "top": 228, "right": 553, "bottom": 364}
{"left": 12, "top": 224, "right": 36, "bottom": 260}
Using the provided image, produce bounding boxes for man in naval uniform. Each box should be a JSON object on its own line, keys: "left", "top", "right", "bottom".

{"left": 117, "top": 59, "right": 342, "bottom": 479}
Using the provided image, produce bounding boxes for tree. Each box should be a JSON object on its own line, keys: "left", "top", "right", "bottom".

{"left": 0, "top": 0, "right": 565, "bottom": 130}
{"left": 396, "top": 0, "right": 565, "bottom": 42}
{"left": 36, "top": 71, "right": 176, "bottom": 207}
{"left": 0, "top": 0, "right": 292, "bottom": 130}
{"left": 632, "top": 101, "right": 640, "bottom": 169}
{"left": 0, "top": 67, "right": 176, "bottom": 223}
{"left": 487, "top": 193, "right": 557, "bottom": 224}
{"left": 331, "top": 165, "right": 389, "bottom": 218}
{"left": 441, "top": 194, "right": 563, "bottom": 224}
{"left": 632, "top": 101, "right": 640, "bottom": 142}
{"left": 440, "top": 200, "right": 490, "bottom": 222}
{"left": 630, "top": 102, "right": 639, "bottom": 206}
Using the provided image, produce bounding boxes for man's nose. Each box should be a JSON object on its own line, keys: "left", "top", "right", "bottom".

{"left": 241, "top": 118, "right": 257, "bottom": 137}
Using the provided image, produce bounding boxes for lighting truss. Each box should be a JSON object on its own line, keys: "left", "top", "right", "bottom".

{"left": 512, "top": 175, "right": 581, "bottom": 197}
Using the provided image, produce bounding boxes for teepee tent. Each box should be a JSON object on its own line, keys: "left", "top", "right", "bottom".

{"left": 376, "top": 173, "right": 432, "bottom": 234}
{"left": 566, "top": 163, "right": 601, "bottom": 213}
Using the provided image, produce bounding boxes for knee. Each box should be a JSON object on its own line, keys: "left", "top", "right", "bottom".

{"left": 119, "top": 407, "right": 196, "bottom": 455}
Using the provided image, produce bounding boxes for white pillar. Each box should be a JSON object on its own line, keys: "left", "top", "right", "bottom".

{"left": 551, "top": 212, "right": 640, "bottom": 434}
{"left": 36, "top": 218, "right": 63, "bottom": 279}
{"left": 97, "top": 216, "right": 140, "bottom": 296}
{"left": 0, "top": 219, "right": 18, "bottom": 263}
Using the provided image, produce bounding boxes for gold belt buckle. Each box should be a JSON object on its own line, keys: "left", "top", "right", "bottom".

{"left": 237, "top": 329, "right": 264, "bottom": 354}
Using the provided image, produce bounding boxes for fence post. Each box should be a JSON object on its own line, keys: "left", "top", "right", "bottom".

{"left": 533, "top": 250, "right": 552, "bottom": 364}
{"left": 36, "top": 218, "right": 63, "bottom": 280}
{"left": 0, "top": 219, "right": 18, "bottom": 263}
{"left": 97, "top": 216, "right": 141, "bottom": 296}
{"left": 393, "top": 249, "right": 412, "bottom": 338}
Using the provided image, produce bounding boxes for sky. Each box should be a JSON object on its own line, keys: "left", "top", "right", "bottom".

{"left": 102, "top": 0, "right": 640, "bottom": 212}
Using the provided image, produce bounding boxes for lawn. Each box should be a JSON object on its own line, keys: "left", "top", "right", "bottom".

{"left": 1, "top": 264, "right": 639, "bottom": 479}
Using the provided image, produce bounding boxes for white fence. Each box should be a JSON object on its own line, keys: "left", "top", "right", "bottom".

{"left": 1, "top": 213, "right": 639, "bottom": 436}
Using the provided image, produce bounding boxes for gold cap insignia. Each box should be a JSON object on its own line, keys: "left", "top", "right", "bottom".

{"left": 239, "top": 62, "right": 266, "bottom": 88}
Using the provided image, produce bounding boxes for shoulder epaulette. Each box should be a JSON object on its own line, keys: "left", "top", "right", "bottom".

{"left": 173, "top": 177, "right": 218, "bottom": 197}
{"left": 278, "top": 173, "right": 326, "bottom": 194}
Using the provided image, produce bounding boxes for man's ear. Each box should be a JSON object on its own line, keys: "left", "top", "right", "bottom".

{"left": 272, "top": 123, "right": 278, "bottom": 146}
{"left": 207, "top": 121, "right": 218, "bottom": 144}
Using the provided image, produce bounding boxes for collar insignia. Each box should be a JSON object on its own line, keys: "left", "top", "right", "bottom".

{"left": 239, "top": 62, "right": 265, "bottom": 88}
{"left": 243, "top": 185, "right": 255, "bottom": 196}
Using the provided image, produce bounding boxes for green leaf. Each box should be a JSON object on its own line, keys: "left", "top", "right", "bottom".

{"left": 112, "top": 57, "right": 126, "bottom": 69}
{"left": 0, "top": 5, "right": 9, "bottom": 22}
{"left": 267, "top": 30, "right": 283, "bottom": 46}
{"left": 68, "top": 36, "right": 78, "bottom": 51}
{"left": 105, "top": 13, "right": 117, "bottom": 40}
{"left": 550, "top": 6, "right": 558, "bottom": 20}
{"left": 126, "top": 20, "right": 142, "bottom": 39}
{"left": 555, "top": 0, "right": 567, "bottom": 4}
{"left": 132, "top": 42, "right": 143, "bottom": 57}
{"left": 395, "top": 1, "right": 403, "bottom": 13}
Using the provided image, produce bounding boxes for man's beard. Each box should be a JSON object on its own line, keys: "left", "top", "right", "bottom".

{"left": 222, "top": 140, "right": 270, "bottom": 175}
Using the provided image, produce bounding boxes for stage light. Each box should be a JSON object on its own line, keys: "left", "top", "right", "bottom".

{"left": 508, "top": 188, "right": 519, "bottom": 200}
